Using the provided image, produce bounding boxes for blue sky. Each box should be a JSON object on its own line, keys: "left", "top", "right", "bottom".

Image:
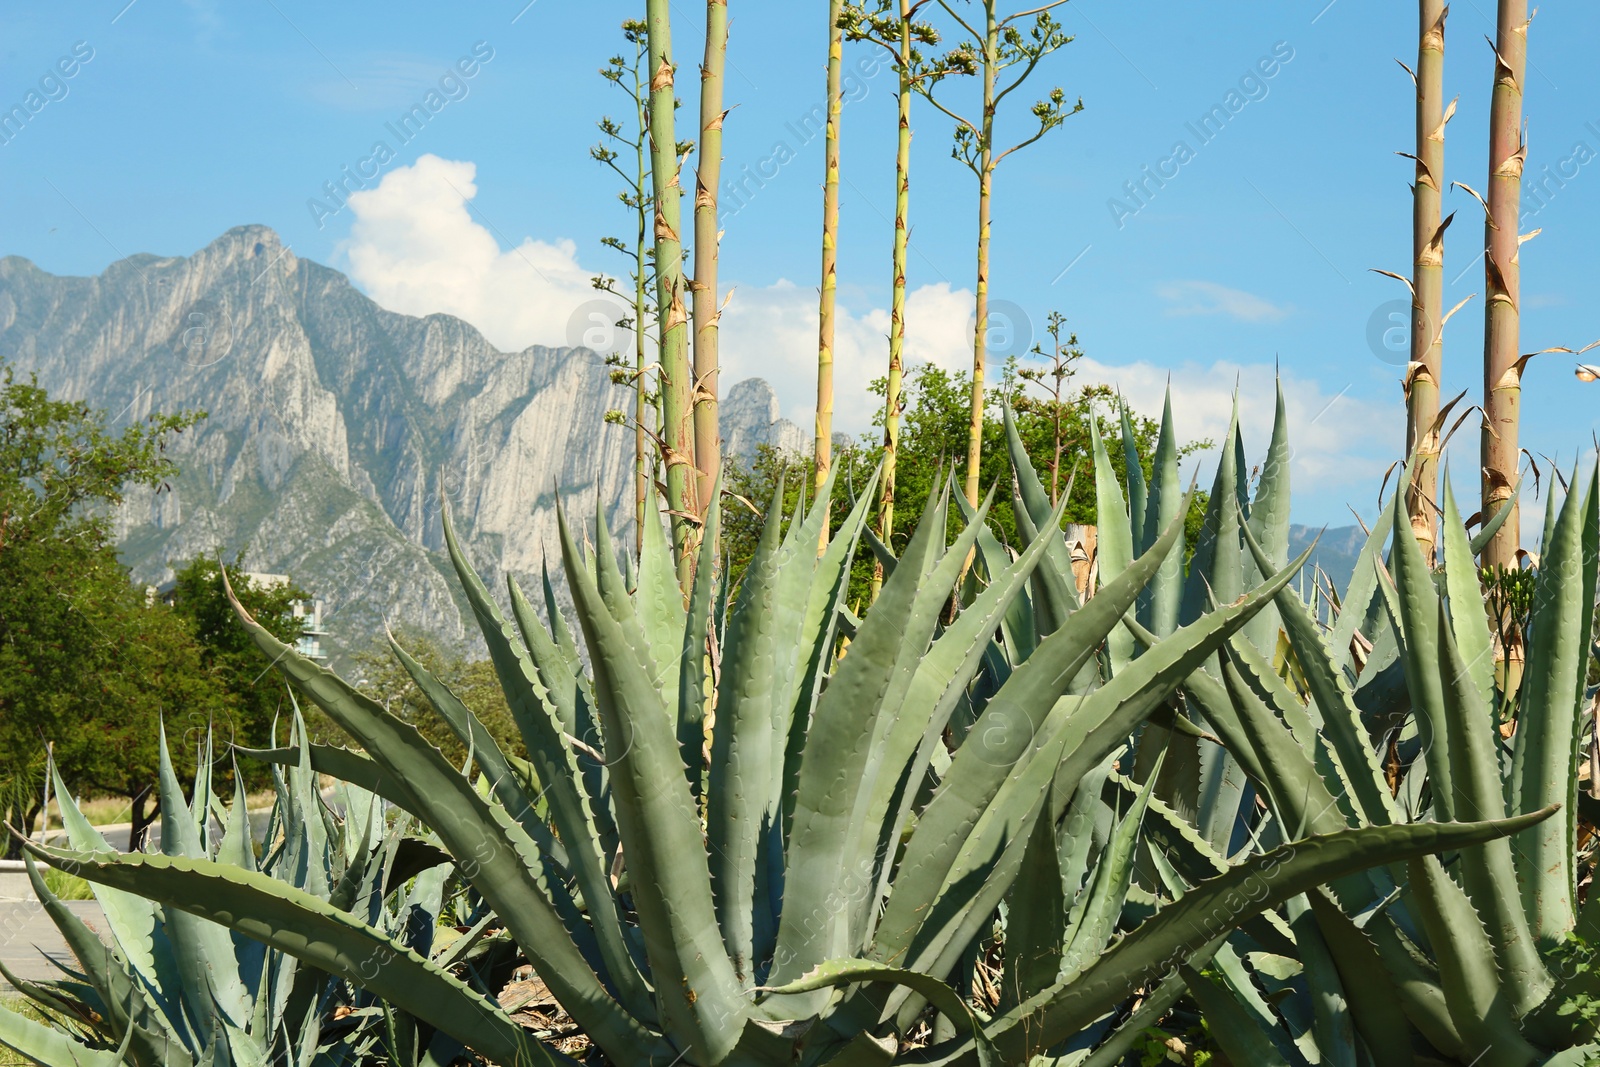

{"left": 3, "top": 0, "right": 1598, "bottom": 527}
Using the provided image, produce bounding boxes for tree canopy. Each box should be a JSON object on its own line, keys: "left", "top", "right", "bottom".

{"left": 725, "top": 359, "right": 1210, "bottom": 600}
{"left": 0, "top": 363, "right": 213, "bottom": 850}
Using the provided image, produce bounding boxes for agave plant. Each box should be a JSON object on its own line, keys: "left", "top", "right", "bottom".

{"left": 1143, "top": 452, "right": 1600, "bottom": 1066}
{"left": 0, "top": 721, "right": 461, "bottom": 1067}
{"left": 15, "top": 448, "right": 1546, "bottom": 1065}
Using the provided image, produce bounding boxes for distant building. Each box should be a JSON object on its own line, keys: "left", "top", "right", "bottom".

{"left": 241, "top": 572, "right": 329, "bottom": 661}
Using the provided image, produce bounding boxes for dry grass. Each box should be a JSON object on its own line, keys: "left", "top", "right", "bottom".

{"left": 40, "top": 790, "right": 277, "bottom": 829}
{"left": 499, "top": 970, "right": 594, "bottom": 1057}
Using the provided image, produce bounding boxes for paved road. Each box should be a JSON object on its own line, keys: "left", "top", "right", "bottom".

{"left": 1, "top": 809, "right": 281, "bottom": 994}
{"left": 0, "top": 898, "right": 103, "bottom": 988}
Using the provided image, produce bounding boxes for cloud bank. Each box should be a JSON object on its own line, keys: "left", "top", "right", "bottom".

{"left": 341, "top": 155, "right": 1393, "bottom": 512}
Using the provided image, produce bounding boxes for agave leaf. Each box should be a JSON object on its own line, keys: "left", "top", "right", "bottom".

{"left": 1105, "top": 770, "right": 1228, "bottom": 885}
{"left": 1326, "top": 502, "right": 1397, "bottom": 672}
{"left": 440, "top": 510, "right": 621, "bottom": 973}
{"left": 507, "top": 572, "right": 584, "bottom": 733}
{"left": 751, "top": 467, "right": 848, "bottom": 966}
{"left": 1282, "top": 894, "right": 1357, "bottom": 1067}
{"left": 388, "top": 634, "right": 650, "bottom": 1022}
{"left": 542, "top": 558, "right": 586, "bottom": 676}
{"left": 1238, "top": 518, "right": 1400, "bottom": 828}
{"left": 1213, "top": 650, "right": 1346, "bottom": 839}
{"left": 21, "top": 846, "right": 571, "bottom": 1067}
{"left": 875, "top": 497, "right": 1196, "bottom": 968}
{"left": 506, "top": 575, "right": 611, "bottom": 861}
{"left": 780, "top": 473, "right": 883, "bottom": 870}
{"left": 217, "top": 770, "right": 255, "bottom": 876}
{"left": 678, "top": 475, "right": 721, "bottom": 802}
{"left": 154, "top": 726, "right": 252, "bottom": 1036}
{"left": 224, "top": 582, "right": 655, "bottom": 1058}
{"left": 1304, "top": 891, "right": 1416, "bottom": 1067}
{"left": 998, "top": 785, "right": 1067, "bottom": 1014}
{"left": 884, "top": 544, "right": 1314, "bottom": 1028}
{"left": 1540, "top": 476, "right": 1565, "bottom": 565}
{"left": 1511, "top": 463, "right": 1599, "bottom": 944}
{"left": 47, "top": 767, "right": 177, "bottom": 1003}
{"left": 634, "top": 484, "right": 688, "bottom": 699}
{"left": 1243, "top": 381, "right": 1292, "bottom": 655}
{"left": 280, "top": 712, "right": 336, "bottom": 901}
{"left": 1386, "top": 491, "right": 1457, "bottom": 822}
{"left": 1057, "top": 757, "right": 1116, "bottom": 905}
{"left": 780, "top": 470, "right": 879, "bottom": 843}
{"left": 1405, "top": 853, "right": 1543, "bottom": 1064}
{"left": 860, "top": 522, "right": 898, "bottom": 580}
{"left": 1119, "top": 399, "right": 1148, "bottom": 557}
{"left": 860, "top": 486, "right": 1069, "bottom": 935}
{"left": 21, "top": 856, "right": 188, "bottom": 1067}
{"left": 387, "top": 634, "right": 536, "bottom": 831}
{"left": 1391, "top": 490, "right": 1553, "bottom": 1015}
{"left": 1179, "top": 964, "right": 1293, "bottom": 1067}
{"left": 768, "top": 462, "right": 843, "bottom": 773}
{"left": 1438, "top": 479, "right": 1495, "bottom": 709}
{"left": 1432, "top": 596, "right": 1553, "bottom": 1012}
{"left": 1182, "top": 401, "right": 1249, "bottom": 854}
{"left": 1004, "top": 404, "right": 1079, "bottom": 630}
{"left": 0, "top": 1000, "right": 135, "bottom": 1067}
{"left": 955, "top": 488, "right": 1037, "bottom": 665}
{"left": 1060, "top": 760, "right": 1158, "bottom": 978}
{"left": 558, "top": 502, "right": 750, "bottom": 1059}
{"left": 1226, "top": 634, "right": 1364, "bottom": 830}
{"left": 236, "top": 744, "right": 441, "bottom": 834}
{"left": 709, "top": 474, "right": 788, "bottom": 985}
{"left": 1138, "top": 389, "right": 1184, "bottom": 637}
{"left": 1078, "top": 955, "right": 1218, "bottom": 1067}
{"left": 975, "top": 809, "right": 1556, "bottom": 1063}
{"left": 762, "top": 959, "right": 996, "bottom": 1067}
{"left": 771, "top": 484, "right": 955, "bottom": 989}
{"left": 1468, "top": 477, "right": 1522, "bottom": 556}
{"left": 1182, "top": 397, "right": 1247, "bottom": 628}
{"left": 591, "top": 494, "right": 645, "bottom": 644}
{"left": 1090, "top": 415, "right": 1134, "bottom": 671}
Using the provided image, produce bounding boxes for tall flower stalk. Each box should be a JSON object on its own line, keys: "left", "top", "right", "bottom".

{"left": 1479, "top": 0, "right": 1531, "bottom": 570}
{"left": 814, "top": 0, "right": 845, "bottom": 541}
{"left": 843, "top": 0, "right": 938, "bottom": 599}
{"left": 593, "top": 20, "right": 657, "bottom": 553}
{"left": 645, "top": 0, "right": 697, "bottom": 585}
{"left": 1400, "top": 1, "right": 1455, "bottom": 562}
{"left": 691, "top": 0, "right": 729, "bottom": 529}
{"left": 919, "top": 1, "right": 1078, "bottom": 508}
{"left": 1018, "top": 310, "right": 1082, "bottom": 504}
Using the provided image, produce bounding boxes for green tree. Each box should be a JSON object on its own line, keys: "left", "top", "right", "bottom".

{"left": 350, "top": 628, "right": 521, "bottom": 768}
{"left": 90, "top": 594, "right": 239, "bottom": 850}
{"left": 724, "top": 360, "right": 1209, "bottom": 605}
{"left": 166, "top": 553, "right": 308, "bottom": 755}
{"left": 0, "top": 361, "right": 213, "bottom": 854}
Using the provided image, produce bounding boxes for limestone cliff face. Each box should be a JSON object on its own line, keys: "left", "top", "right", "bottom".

{"left": 0, "top": 225, "right": 802, "bottom": 662}
{"left": 721, "top": 377, "right": 808, "bottom": 462}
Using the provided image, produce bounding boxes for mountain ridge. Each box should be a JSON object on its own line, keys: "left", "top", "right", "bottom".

{"left": 0, "top": 224, "right": 801, "bottom": 663}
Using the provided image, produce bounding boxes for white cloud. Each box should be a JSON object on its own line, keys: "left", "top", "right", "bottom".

{"left": 341, "top": 155, "right": 603, "bottom": 353}
{"left": 1157, "top": 280, "right": 1291, "bottom": 323}
{"left": 341, "top": 156, "right": 978, "bottom": 436}
{"left": 340, "top": 157, "right": 1390, "bottom": 516}
{"left": 1073, "top": 356, "right": 1399, "bottom": 511}
{"left": 717, "top": 279, "right": 977, "bottom": 437}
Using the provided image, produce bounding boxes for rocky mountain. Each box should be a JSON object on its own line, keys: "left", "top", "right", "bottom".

{"left": 1288, "top": 523, "right": 1367, "bottom": 593}
{"left": 0, "top": 225, "right": 802, "bottom": 664}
